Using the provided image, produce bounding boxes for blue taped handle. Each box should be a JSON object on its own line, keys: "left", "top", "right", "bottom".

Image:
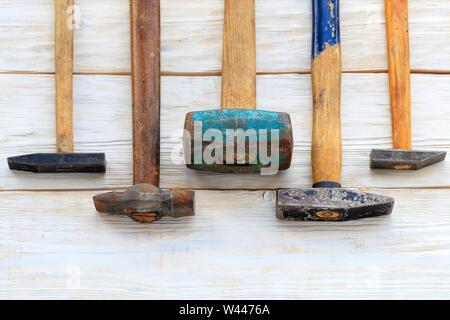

{"left": 312, "top": 0, "right": 340, "bottom": 59}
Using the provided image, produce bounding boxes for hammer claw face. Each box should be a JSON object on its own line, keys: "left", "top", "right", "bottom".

{"left": 277, "top": 188, "right": 394, "bottom": 221}
{"left": 183, "top": 109, "right": 293, "bottom": 173}
{"left": 370, "top": 149, "right": 446, "bottom": 170}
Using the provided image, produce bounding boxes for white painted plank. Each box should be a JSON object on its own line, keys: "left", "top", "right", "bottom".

{"left": 0, "top": 189, "right": 449, "bottom": 299}
{"left": 1, "top": 0, "right": 450, "bottom": 73}
{"left": 0, "top": 73, "right": 448, "bottom": 190}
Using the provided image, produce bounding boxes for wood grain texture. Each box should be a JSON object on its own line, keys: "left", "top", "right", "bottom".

{"left": 0, "top": 189, "right": 449, "bottom": 299}
{"left": 0, "top": 73, "right": 449, "bottom": 190}
{"left": 55, "top": 0, "right": 74, "bottom": 153}
{"left": 386, "top": 0, "right": 412, "bottom": 150}
{"left": 221, "top": 0, "right": 256, "bottom": 109}
{"left": 130, "top": 0, "right": 160, "bottom": 186}
{"left": 312, "top": 45, "right": 342, "bottom": 186}
{"left": 2, "top": 1, "right": 450, "bottom": 74}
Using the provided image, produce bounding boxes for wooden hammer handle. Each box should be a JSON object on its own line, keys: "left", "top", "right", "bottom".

{"left": 221, "top": 0, "right": 256, "bottom": 110}
{"left": 55, "top": 0, "right": 74, "bottom": 153}
{"left": 385, "top": 0, "right": 412, "bottom": 150}
{"left": 311, "top": 0, "right": 342, "bottom": 187}
{"left": 130, "top": 0, "right": 160, "bottom": 186}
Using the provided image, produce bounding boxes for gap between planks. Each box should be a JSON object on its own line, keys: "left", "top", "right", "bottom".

{"left": 2, "top": 70, "right": 450, "bottom": 76}
{"left": 1, "top": 186, "right": 449, "bottom": 193}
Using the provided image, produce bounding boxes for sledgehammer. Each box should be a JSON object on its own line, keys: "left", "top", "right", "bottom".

{"left": 277, "top": 0, "right": 394, "bottom": 221}
{"left": 370, "top": 0, "right": 446, "bottom": 170}
{"left": 93, "top": 0, "right": 194, "bottom": 223}
{"left": 183, "top": 0, "right": 293, "bottom": 174}
{"left": 7, "top": 0, "right": 105, "bottom": 173}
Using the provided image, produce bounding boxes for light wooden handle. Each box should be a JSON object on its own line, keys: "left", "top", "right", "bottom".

{"left": 55, "top": 0, "right": 74, "bottom": 153}
{"left": 130, "top": 0, "right": 161, "bottom": 186}
{"left": 221, "top": 0, "right": 256, "bottom": 110}
{"left": 311, "top": 0, "right": 342, "bottom": 187}
{"left": 385, "top": 0, "right": 412, "bottom": 150}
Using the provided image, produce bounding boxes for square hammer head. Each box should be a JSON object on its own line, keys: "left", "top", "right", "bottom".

{"left": 370, "top": 149, "right": 446, "bottom": 170}
{"left": 277, "top": 188, "right": 394, "bottom": 221}
{"left": 183, "top": 109, "right": 293, "bottom": 174}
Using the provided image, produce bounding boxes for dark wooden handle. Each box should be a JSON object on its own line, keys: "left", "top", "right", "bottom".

{"left": 221, "top": 0, "right": 256, "bottom": 110}
{"left": 55, "top": 0, "right": 74, "bottom": 153}
{"left": 311, "top": 0, "right": 342, "bottom": 187}
{"left": 385, "top": 0, "right": 412, "bottom": 150}
{"left": 130, "top": 0, "right": 160, "bottom": 186}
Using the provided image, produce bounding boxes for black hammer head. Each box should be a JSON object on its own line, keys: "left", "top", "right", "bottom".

{"left": 370, "top": 149, "right": 446, "bottom": 170}
{"left": 93, "top": 184, "right": 195, "bottom": 223}
{"left": 7, "top": 153, "right": 106, "bottom": 173}
{"left": 277, "top": 188, "right": 394, "bottom": 221}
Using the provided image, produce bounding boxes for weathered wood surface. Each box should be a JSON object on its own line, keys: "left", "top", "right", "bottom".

{"left": 55, "top": 0, "right": 74, "bottom": 153}
{"left": 0, "top": 0, "right": 449, "bottom": 299}
{"left": 0, "top": 189, "right": 449, "bottom": 299}
{"left": 1, "top": 0, "right": 450, "bottom": 73}
{"left": 1, "top": 73, "right": 448, "bottom": 190}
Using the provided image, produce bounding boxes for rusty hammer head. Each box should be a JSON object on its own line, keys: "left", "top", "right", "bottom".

{"left": 93, "top": 184, "right": 194, "bottom": 223}
{"left": 183, "top": 109, "right": 293, "bottom": 173}
{"left": 277, "top": 187, "right": 394, "bottom": 221}
{"left": 370, "top": 149, "right": 446, "bottom": 170}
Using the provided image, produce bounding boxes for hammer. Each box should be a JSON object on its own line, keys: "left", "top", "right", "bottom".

{"left": 93, "top": 0, "right": 194, "bottom": 223}
{"left": 182, "top": 0, "right": 293, "bottom": 174}
{"left": 277, "top": 0, "right": 394, "bottom": 221}
{"left": 370, "top": 0, "right": 446, "bottom": 170}
{"left": 7, "top": 0, "right": 105, "bottom": 173}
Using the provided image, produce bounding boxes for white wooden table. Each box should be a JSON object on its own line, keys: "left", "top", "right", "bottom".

{"left": 0, "top": 0, "right": 449, "bottom": 299}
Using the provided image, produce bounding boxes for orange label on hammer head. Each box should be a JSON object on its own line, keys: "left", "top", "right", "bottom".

{"left": 316, "top": 210, "right": 341, "bottom": 220}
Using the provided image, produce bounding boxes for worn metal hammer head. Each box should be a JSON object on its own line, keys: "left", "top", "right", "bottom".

{"left": 8, "top": 153, "right": 106, "bottom": 173}
{"left": 370, "top": 149, "right": 446, "bottom": 170}
{"left": 182, "top": 0, "right": 293, "bottom": 174}
{"left": 93, "top": 184, "right": 195, "bottom": 223}
{"left": 277, "top": 187, "right": 394, "bottom": 221}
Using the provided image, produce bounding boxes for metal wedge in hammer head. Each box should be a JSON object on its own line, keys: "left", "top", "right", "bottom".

{"left": 370, "top": 0, "right": 446, "bottom": 170}
{"left": 94, "top": 184, "right": 194, "bottom": 223}
{"left": 8, "top": 0, "right": 106, "bottom": 174}
{"left": 93, "top": 0, "right": 194, "bottom": 223}
{"left": 277, "top": 0, "right": 394, "bottom": 221}
{"left": 182, "top": 0, "right": 293, "bottom": 174}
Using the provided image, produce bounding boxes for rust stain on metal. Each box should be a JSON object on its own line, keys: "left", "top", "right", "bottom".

{"left": 93, "top": 184, "right": 194, "bottom": 223}
{"left": 315, "top": 210, "right": 340, "bottom": 220}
